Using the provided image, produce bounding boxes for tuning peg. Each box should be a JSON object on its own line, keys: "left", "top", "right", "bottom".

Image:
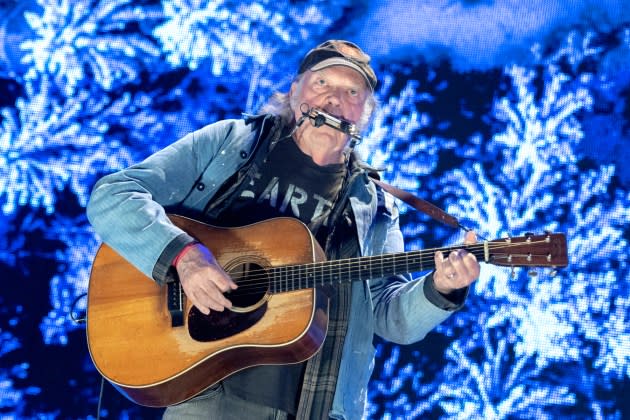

{"left": 549, "top": 268, "right": 558, "bottom": 277}
{"left": 528, "top": 270, "right": 537, "bottom": 278}
{"left": 511, "top": 266, "right": 517, "bottom": 279}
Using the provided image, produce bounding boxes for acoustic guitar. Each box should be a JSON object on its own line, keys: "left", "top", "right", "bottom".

{"left": 86, "top": 214, "right": 568, "bottom": 407}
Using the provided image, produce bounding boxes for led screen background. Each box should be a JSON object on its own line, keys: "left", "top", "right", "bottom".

{"left": 1, "top": 0, "right": 629, "bottom": 418}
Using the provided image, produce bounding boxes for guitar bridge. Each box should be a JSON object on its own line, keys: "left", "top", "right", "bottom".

{"left": 168, "top": 281, "right": 184, "bottom": 327}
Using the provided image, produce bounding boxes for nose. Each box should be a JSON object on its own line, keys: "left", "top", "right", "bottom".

{"left": 325, "top": 87, "right": 342, "bottom": 109}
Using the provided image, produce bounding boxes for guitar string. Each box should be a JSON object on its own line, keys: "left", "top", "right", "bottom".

{"left": 226, "top": 260, "right": 547, "bottom": 298}
{"left": 218, "top": 249, "right": 554, "bottom": 299}
{"left": 223, "top": 239, "right": 555, "bottom": 285}
{"left": 216, "top": 241, "right": 547, "bottom": 291}
{"left": 190, "top": 239, "right": 560, "bottom": 298}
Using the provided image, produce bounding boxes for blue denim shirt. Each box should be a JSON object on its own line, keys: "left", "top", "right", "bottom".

{"left": 87, "top": 116, "right": 461, "bottom": 420}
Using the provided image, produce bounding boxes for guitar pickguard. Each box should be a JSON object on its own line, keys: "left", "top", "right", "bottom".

{"left": 188, "top": 303, "right": 267, "bottom": 342}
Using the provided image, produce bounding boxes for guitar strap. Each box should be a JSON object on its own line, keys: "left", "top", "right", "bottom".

{"left": 369, "top": 177, "right": 466, "bottom": 231}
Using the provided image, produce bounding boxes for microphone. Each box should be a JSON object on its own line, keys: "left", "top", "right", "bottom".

{"left": 299, "top": 104, "right": 362, "bottom": 146}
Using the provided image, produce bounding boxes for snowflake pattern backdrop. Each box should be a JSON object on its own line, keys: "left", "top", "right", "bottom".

{"left": 0, "top": 1, "right": 629, "bottom": 419}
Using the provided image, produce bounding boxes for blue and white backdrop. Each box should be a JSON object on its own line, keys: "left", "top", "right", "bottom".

{"left": 1, "top": 0, "right": 629, "bottom": 418}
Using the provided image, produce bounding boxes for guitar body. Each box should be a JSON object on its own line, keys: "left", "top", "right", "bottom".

{"left": 87, "top": 215, "right": 329, "bottom": 407}
{"left": 87, "top": 213, "right": 568, "bottom": 408}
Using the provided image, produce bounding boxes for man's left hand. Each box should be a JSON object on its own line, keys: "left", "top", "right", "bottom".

{"left": 433, "top": 231, "right": 480, "bottom": 294}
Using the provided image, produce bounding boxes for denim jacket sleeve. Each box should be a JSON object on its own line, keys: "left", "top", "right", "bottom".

{"left": 368, "top": 192, "right": 465, "bottom": 345}
{"left": 86, "top": 119, "right": 242, "bottom": 285}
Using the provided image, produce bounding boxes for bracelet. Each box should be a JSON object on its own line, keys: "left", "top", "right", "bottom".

{"left": 172, "top": 242, "right": 199, "bottom": 268}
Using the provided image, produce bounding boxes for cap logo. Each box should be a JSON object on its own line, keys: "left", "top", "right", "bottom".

{"left": 336, "top": 43, "right": 370, "bottom": 63}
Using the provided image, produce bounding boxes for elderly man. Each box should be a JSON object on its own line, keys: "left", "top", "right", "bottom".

{"left": 87, "top": 40, "right": 479, "bottom": 420}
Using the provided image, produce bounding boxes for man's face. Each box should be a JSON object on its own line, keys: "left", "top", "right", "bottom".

{"left": 291, "top": 65, "right": 369, "bottom": 126}
{"left": 289, "top": 66, "right": 369, "bottom": 160}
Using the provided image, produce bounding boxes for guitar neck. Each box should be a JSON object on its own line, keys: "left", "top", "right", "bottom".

{"left": 270, "top": 244, "right": 481, "bottom": 293}
{"left": 269, "top": 231, "right": 568, "bottom": 293}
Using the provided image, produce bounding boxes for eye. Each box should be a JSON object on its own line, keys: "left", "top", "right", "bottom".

{"left": 347, "top": 88, "right": 365, "bottom": 103}
{"left": 317, "top": 78, "right": 326, "bottom": 86}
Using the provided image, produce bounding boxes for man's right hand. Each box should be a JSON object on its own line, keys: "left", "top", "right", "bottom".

{"left": 174, "top": 244, "right": 238, "bottom": 315}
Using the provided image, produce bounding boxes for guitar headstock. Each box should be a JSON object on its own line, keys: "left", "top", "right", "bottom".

{"left": 486, "top": 233, "right": 568, "bottom": 268}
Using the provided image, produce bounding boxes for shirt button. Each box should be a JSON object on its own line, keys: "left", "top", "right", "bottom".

{"left": 240, "top": 150, "right": 248, "bottom": 159}
{"left": 196, "top": 182, "right": 205, "bottom": 191}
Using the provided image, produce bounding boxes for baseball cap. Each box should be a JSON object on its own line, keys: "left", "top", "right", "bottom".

{"left": 298, "top": 40, "right": 377, "bottom": 91}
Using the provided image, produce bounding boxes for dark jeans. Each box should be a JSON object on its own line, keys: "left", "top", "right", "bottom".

{"left": 162, "top": 383, "right": 290, "bottom": 420}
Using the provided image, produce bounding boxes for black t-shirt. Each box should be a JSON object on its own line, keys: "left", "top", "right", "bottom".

{"left": 214, "top": 137, "right": 346, "bottom": 233}
{"left": 213, "top": 138, "right": 346, "bottom": 415}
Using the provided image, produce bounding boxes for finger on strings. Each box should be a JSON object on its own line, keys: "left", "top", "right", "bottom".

{"left": 190, "top": 292, "right": 211, "bottom": 315}
{"left": 464, "top": 230, "right": 477, "bottom": 245}
{"left": 435, "top": 250, "right": 447, "bottom": 273}
{"left": 462, "top": 252, "right": 480, "bottom": 278}
{"left": 208, "top": 281, "right": 233, "bottom": 308}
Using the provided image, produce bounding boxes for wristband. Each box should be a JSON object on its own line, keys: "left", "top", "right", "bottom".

{"left": 172, "top": 242, "right": 199, "bottom": 268}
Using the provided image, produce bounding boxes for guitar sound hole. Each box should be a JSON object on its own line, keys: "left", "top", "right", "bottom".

{"left": 227, "top": 261, "right": 270, "bottom": 310}
{"left": 187, "top": 258, "right": 270, "bottom": 342}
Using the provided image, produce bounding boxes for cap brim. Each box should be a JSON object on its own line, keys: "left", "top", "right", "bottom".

{"left": 309, "top": 57, "right": 374, "bottom": 91}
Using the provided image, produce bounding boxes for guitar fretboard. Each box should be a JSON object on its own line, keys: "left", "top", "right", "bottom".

{"left": 270, "top": 245, "right": 484, "bottom": 293}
